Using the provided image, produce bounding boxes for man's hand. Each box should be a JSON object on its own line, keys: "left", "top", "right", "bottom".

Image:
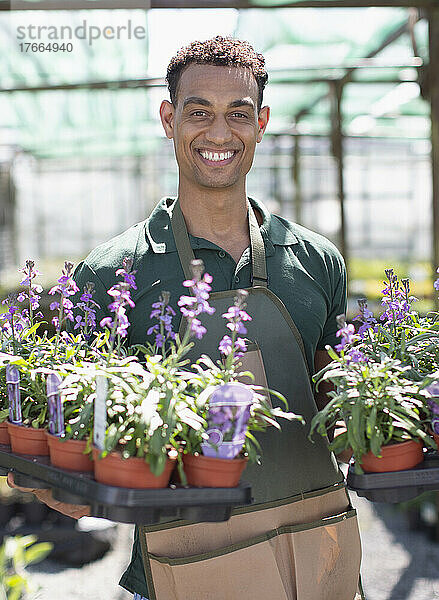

{"left": 7, "top": 473, "right": 91, "bottom": 520}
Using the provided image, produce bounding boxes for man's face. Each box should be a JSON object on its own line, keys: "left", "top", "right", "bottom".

{"left": 160, "top": 63, "right": 269, "bottom": 191}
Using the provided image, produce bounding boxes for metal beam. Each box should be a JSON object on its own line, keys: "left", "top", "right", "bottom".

{"left": 0, "top": 72, "right": 421, "bottom": 94}
{"left": 0, "top": 0, "right": 437, "bottom": 10}
{"left": 429, "top": 8, "right": 439, "bottom": 301}
{"left": 295, "top": 18, "right": 415, "bottom": 122}
{"left": 0, "top": 77, "right": 164, "bottom": 93}
{"left": 292, "top": 132, "right": 302, "bottom": 225}
{"left": 329, "top": 80, "right": 347, "bottom": 263}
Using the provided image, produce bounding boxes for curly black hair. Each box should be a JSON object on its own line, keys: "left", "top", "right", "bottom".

{"left": 166, "top": 35, "right": 268, "bottom": 112}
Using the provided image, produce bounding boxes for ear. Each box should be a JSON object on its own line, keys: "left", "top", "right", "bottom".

{"left": 257, "top": 106, "right": 270, "bottom": 143}
{"left": 160, "top": 100, "right": 175, "bottom": 140}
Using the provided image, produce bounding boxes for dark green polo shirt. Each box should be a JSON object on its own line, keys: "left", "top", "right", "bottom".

{"left": 73, "top": 196, "right": 347, "bottom": 597}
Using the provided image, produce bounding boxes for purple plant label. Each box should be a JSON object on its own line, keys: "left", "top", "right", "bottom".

{"left": 426, "top": 382, "right": 439, "bottom": 397}
{"left": 6, "top": 364, "right": 21, "bottom": 424}
{"left": 94, "top": 375, "right": 108, "bottom": 450}
{"left": 46, "top": 372, "right": 64, "bottom": 436}
{"left": 202, "top": 383, "right": 253, "bottom": 459}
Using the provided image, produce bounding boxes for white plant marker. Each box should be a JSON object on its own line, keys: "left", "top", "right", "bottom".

{"left": 94, "top": 375, "right": 108, "bottom": 450}
{"left": 47, "top": 372, "right": 64, "bottom": 436}
{"left": 6, "top": 365, "right": 21, "bottom": 424}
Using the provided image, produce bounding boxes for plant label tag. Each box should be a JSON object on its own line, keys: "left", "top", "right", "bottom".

{"left": 6, "top": 364, "right": 21, "bottom": 424}
{"left": 94, "top": 375, "right": 108, "bottom": 450}
{"left": 47, "top": 372, "right": 64, "bottom": 436}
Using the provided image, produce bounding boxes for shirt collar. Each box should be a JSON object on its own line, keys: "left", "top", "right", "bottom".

{"left": 145, "top": 196, "right": 298, "bottom": 254}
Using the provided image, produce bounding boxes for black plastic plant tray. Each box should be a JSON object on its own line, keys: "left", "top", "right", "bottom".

{"left": 347, "top": 451, "right": 439, "bottom": 503}
{"left": 0, "top": 445, "right": 253, "bottom": 524}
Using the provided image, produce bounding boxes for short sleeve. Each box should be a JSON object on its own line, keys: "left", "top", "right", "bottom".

{"left": 317, "top": 252, "right": 347, "bottom": 350}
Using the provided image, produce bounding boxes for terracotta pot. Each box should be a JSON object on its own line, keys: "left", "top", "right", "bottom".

{"left": 7, "top": 421, "right": 49, "bottom": 456}
{"left": 92, "top": 448, "right": 175, "bottom": 488}
{"left": 432, "top": 432, "right": 439, "bottom": 451}
{"left": 183, "top": 453, "right": 248, "bottom": 487}
{"left": 360, "top": 439, "right": 423, "bottom": 473}
{"left": 46, "top": 433, "right": 93, "bottom": 472}
{"left": 0, "top": 422, "right": 10, "bottom": 445}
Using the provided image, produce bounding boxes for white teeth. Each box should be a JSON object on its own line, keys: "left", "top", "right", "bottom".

{"left": 199, "top": 150, "right": 235, "bottom": 162}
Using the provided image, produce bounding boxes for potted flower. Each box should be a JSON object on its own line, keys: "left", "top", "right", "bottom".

{"left": 130, "top": 260, "right": 303, "bottom": 488}
{"left": 310, "top": 268, "right": 439, "bottom": 474}
{"left": 1, "top": 260, "right": 97, "bottom": 456}
{"left": 162, "top": 264, "right": 302, "bottom": 487}
{"left": 89, "top": 357, "right": 183, "bottom": 488}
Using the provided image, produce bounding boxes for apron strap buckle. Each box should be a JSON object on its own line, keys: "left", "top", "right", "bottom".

{"left": 251, "top": 274, "right": 268, "bottom": 287}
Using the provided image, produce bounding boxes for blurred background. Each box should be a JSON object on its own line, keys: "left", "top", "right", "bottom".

{"left": 0, "top": 1, "right": 439, "bottom": 598}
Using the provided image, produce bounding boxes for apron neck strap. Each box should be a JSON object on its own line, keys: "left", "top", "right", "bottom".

{"left": 248, "top": 202, "right": 268, "bottom": 288}
{"left": 170, "top": 199, "right": 268, "bottom": 288}
{"left": 170, "top": 199, "right": 195, "bottom": 282}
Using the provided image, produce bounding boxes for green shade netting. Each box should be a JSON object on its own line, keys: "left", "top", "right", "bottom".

{"left": 0, "top": 6, "right": 431, "bottom": 158}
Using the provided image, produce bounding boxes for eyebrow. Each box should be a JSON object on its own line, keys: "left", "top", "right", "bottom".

{"left": 182, "top": 96, "right": 255, "bottom": 110}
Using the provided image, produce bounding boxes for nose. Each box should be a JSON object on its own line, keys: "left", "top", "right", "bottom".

{"left": 205, "top": 114, "right": 233, "bottom": 146}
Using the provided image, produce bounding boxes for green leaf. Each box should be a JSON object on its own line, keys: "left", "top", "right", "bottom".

{"left": 24, "top": 542, "right": 53, "bottom": 565}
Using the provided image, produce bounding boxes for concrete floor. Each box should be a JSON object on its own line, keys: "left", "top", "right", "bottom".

{"left": 26, "top": 493, "right": 439, "bottom": 600}
{"left": 353, "top": 493, "right": 439, "bottom": 600}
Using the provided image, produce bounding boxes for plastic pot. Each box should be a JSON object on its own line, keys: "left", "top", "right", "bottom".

{"left": 92, "top": 448, "right": 175, "bottom": 488}
{"left": 7, "top": 421, "right": 49, "bottom": 456}
{"left": 47, "top": 433, "right": 93, "bottom": 472}
{"left": 0, "top": 421, "right": 10, "bottom": 445}
{"left": 360, "top": 439, "right": 423, "bottom": 473}
{"left": 183, "top": 453, "right": 248, "bottom": 487}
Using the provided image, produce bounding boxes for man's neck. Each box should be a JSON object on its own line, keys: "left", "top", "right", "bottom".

{"left": 178, "top": 183, "right": 251, "bottom": 263}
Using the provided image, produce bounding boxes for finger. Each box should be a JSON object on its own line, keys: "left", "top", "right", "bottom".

{"left": 7, "top": 474, "right": 90, "bottom": 519}
{"left": 6, "top": 472, "right": 37, "bottom": 493}
{"left": 31, "top": 489, "right": 91, "bottom": 519}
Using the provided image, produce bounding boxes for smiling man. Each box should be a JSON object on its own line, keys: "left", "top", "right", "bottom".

{"left": 9, "top": 36, "right": 363, "bottom": 600}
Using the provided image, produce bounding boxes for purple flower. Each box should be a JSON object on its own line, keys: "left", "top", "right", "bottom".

{"left": 148, "top": 291, "right": 176, "bottom": 349}
{"left": 0, "top": 295, "right": 26, "bottom": 340}
{"left": 434, "top": 267, "right": 439, "bottom": 292}
{"left": 379, "top": 269, "right": 416, "bottom": 327}
{"left": 75, "top": 281, "right": 99, "bottom": 336}
{"left": 100, "top": 270, "right": 135, "bottom": 346}
{"left": 116, "top": 257, "right": 137, "bottom": 291}
{"left": 219, "top": 335, "right": 247, "bottom": 359}
{"left": 353, "top": 299, "right": 376, "bottom": 338}
{"left": 178, "top": 260, "right": 215, "bottom": 340}
{"left": 190, "top": 318, "right": 207, "bottom": 340}
{"left": 100, "top": 317, "right": 113, "bottom": 329}
{"left": 74, "top": 315, "right": 85, "bottom": 330}
{"left": 425, "top": 381, "right": 439, "bottom": 398}
{"left": 218, "top": 290, "right": 251, "bottom": 361}
{"left": 346, "top": 348, "right": 367, "bottom": 363}
{"left": 335, "top": 315, "right": 355, "bottom": 352}
{"left": 219, "top": 335, "right": 233, "bottom": 356}
{"left": 49, "top": 262, "right": 79, "bottom": 298}
{"left": 49, "top": 261, "right": 80, "bottom": 332}
{"left": 223, "top": 304, "right": 252, "bottom": 335}
{"left": 108, "top": 285, "right": 135, "bottom": 309}
{"left": 18, "top": 260, "right": 42, "bottom": 310}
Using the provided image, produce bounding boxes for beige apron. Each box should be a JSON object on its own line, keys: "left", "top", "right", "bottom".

{"left": 139, "top": 200, "right": 363, "bottom": 600}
